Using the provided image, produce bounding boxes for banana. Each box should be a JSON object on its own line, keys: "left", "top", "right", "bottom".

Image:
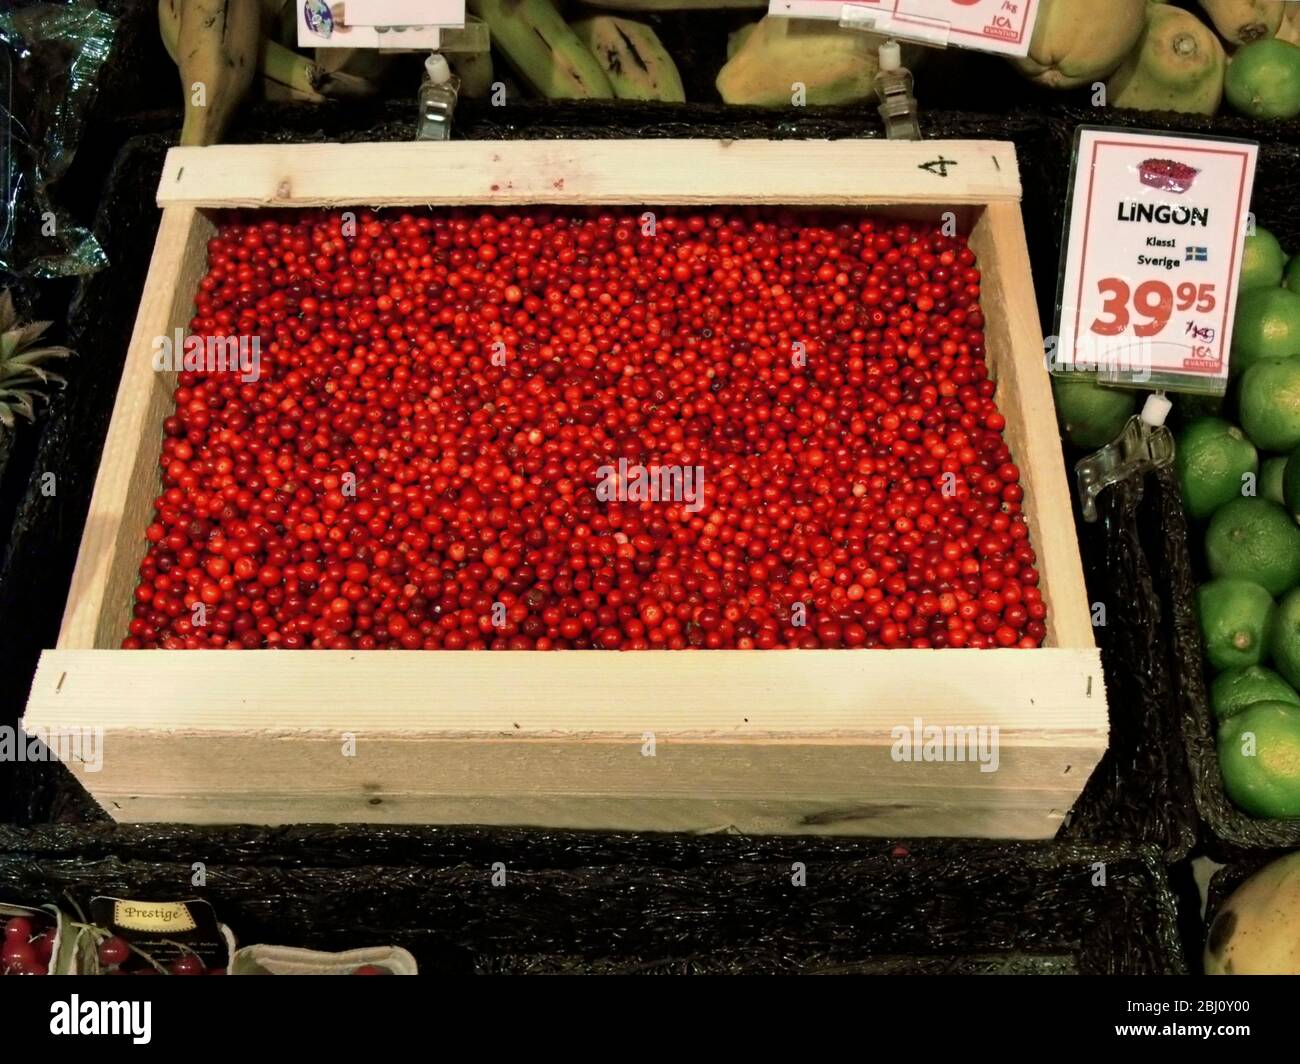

{"left": 449, "top": 49, "right": 496, "bottom": 98}
{"left": 160, "top": 0, "right": 375, "bottom": 103}
{"left": 315, "top": 47, "right": 396, "bottom": 83}
{"left": 727, "top": 22, "right": 757, "bottom": 60}
{"left": 717, "top": 15, "right": 884, "bottom": 107}
{"left": 176, "top": 0, "right": 261, "bottom": 146}
{"left": 262, "top": 76, "right": 328, "bottom": 103}
{"left": 1197, "top": 0, "right": 1283, "bottom": 46}
{"left": 469, "top": 0, "right": 613, "bottom": 99}
{"left": 572, "top": 16, "right": 685, "bottom": 101}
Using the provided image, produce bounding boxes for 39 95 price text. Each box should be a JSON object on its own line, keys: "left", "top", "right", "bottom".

{"left": 1089, "top": 278, "right": 1218, "bottom": 338}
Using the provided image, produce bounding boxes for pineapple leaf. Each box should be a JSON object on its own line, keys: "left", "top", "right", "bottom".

{"left": 1, "top": 321, "right": 56, "bottom": 357}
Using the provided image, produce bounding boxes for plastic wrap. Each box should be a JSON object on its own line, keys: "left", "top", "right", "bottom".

{"left": 0, "top": 4, "right": 116, "bottom": 277}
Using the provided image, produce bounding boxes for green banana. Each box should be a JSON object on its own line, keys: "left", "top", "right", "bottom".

{"left": 469, "top": 0, "right": 613, "bottom": 99}
{"left": 449, "top": 49, "right": 496, "bottom": 98}
{"left": 160, "top": 0, "right": 375, "bottom": 102}
{"left": 572, "top": 16, "right": 685, "bottom": 101}
{"left": 176, "top": 0, "right": 261, "bottom": 146}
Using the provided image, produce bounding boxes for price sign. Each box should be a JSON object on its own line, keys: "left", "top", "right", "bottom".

{"left": 1054, "top": 128, "right": 1258, "bottom": 395}
{"left": 345, "top": 1, "right": 465, "bottom": 26}
{"left": 768, "top": 0, "right": 1040, "bottom": 56}
{"left": 297, "top": 1, "right": 459, "bottom": 49}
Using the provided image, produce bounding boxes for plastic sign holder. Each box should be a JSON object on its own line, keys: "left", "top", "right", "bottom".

{"left": 769, "top": 0, "right": 1040, "bottom": 56}
{"left": 1053, "top": 126, "right": 1259, "bottom": 398}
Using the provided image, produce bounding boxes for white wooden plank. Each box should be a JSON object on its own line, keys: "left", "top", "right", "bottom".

{"left": 156, "top": 139, "right": 1022, "bottom": 209}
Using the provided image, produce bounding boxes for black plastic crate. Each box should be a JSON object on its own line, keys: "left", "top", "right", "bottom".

{"left": 0, "top": 832, "right": 1186, "bottom": 974}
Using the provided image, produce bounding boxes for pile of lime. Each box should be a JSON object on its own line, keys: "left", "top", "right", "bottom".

{"left": 1181, "top": 225, "right": 1300, "bottom": 821}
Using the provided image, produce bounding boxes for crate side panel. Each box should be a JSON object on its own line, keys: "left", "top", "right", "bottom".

{"left": 969, "top": 202, "right": 1095, "bottom": 650}
{"left": 155, "top": 140, "right": 1023, "bottom": 209}
{"left": 58, "top": 207, "right": 214, "bottom": 650}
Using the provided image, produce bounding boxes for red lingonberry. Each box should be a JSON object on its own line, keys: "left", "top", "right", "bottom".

{"left": 126, "top": 209, "right": 1044, "bottom": 651}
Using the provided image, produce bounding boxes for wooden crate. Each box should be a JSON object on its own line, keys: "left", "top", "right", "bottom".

{"left": 22, "top": 140, "right": 1105, "bottom": 835}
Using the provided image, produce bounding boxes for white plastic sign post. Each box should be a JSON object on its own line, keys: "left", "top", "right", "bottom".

{"left": 769, "top": 0, "right": 1040, "bottom": 55}
{"left": 1054, "top": 127, "right": 1258, "bottom": 396}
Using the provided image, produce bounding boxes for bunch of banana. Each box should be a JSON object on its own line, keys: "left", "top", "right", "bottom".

{"left": 470, "top": 0, "right": 614, "bottom": 98}
{"left": 572, "top": 16, "right": 684, "bottom": 101}
{"left": 470, "top": 0, "right": 687, "bottom": 102}
{"left": 159, "top": 0, "right": 380, "bottom": 145}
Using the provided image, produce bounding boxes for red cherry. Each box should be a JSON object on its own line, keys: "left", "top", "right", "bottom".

{"left": 2, "top": 940, "right": 37, "bottom": 971}
{"left": 98, "top": 936, "right": 131, "bottom": 967}
{"left": 169, "top": 954, "right": 206, "bottom": 976}
{"left": 32, "top": 933, "right": 54, "bottom": 963}
{"left": 3, "top": 917, "right": 33, "bottom": 942}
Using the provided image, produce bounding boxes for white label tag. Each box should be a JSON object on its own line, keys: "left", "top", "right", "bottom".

{"left": 344, "top": 1, "right": 465, "bottom": 27}
{"left": 297, "top": 1, "right": 447, "bottom": 49}
{"left": 1055, "top": 128, "right": 1258, "bottom": 392}
{"left": 769, "top": 0, "right": 1040, "bottom": 56}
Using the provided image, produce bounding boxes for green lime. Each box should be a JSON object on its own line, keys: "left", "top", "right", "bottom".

{"left": 1217, "top": 701, "right": 1300, "bottom": 818}
{"left": 1225, "top": 39, "right": 1300, "bottom": 119}
{"left": 1271, "top": 587, "right": 1300, "bottom": 689}
{"left": 1285, "top": 253, "right": 1300, "bottom": 296}
{"left": 1239, "top": 357, "right": 1300, "bottom": 452}
{"left": 1205, "top": 497, "right": 1300, "bottom": 595}
{"left": 1231, "top": 287, "right": 1300, "bottom": 377}
{"left": 1176, "top": 417, "right": 1259, "bottom": 520}
{"left": 1262, "top": 455, "right": 1288, "bottom": 505}
{"left": 1240, "top": 227, "right": 1287, "bottom": 291}
{"left": 1051, "top": 375, "right": 1137, "bottom": 450}
{"left": 1198, "top": 579, "right": 1276, "bottom": 671}
{"left": 1211, "top": 665, "right": 1300, "bottom": 722}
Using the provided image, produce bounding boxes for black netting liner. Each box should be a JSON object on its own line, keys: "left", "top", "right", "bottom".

{"left": 1163, "top": 463, "right": 1300, "bottom": 858}
{"left": 0, "top": 832, "right": 1184, "bottom": 974}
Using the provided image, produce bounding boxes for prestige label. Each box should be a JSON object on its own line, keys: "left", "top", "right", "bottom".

{"left": 111, "top": 899, "right": 197, "bottom": 933}
{"left": 1055, "top": 128, "right": 1258, "bottom": 392}
{"left": 768, "top": 0, "right": 1040, "bottom": 56}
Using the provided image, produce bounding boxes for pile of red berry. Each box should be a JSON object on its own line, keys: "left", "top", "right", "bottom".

{"left": 3, "top": 914, "right": 55, "bottom": 976}
{"left": 124, "top": 207, "right": 1044, "bottom": 651}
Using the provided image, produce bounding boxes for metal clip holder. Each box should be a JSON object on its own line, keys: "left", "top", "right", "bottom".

{"left": 1075, "top": 393, "right": 1176, "bottom": 523}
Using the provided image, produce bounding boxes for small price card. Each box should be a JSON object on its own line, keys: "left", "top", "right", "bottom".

{"left": 1054, "top": 128, "right": 1258, "bottom": 395}
{"left": 297, "top": 1, "right": 461, "bottom": 49}
{"left": 768, "top": 0, "right": 1040, "bottom": 56}
{"left": 344, "top": 1, "right": 465, "bottom": 26}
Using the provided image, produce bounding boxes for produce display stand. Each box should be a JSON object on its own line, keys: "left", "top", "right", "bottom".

{"left": 22, "top": 137, "right": 1106, "bottom": 836}
{"left": 23, "top": 0, "right": 1300, "bottom": 975}
{"left": 0, "top": 118, "right": 1202, "bottom": 979}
